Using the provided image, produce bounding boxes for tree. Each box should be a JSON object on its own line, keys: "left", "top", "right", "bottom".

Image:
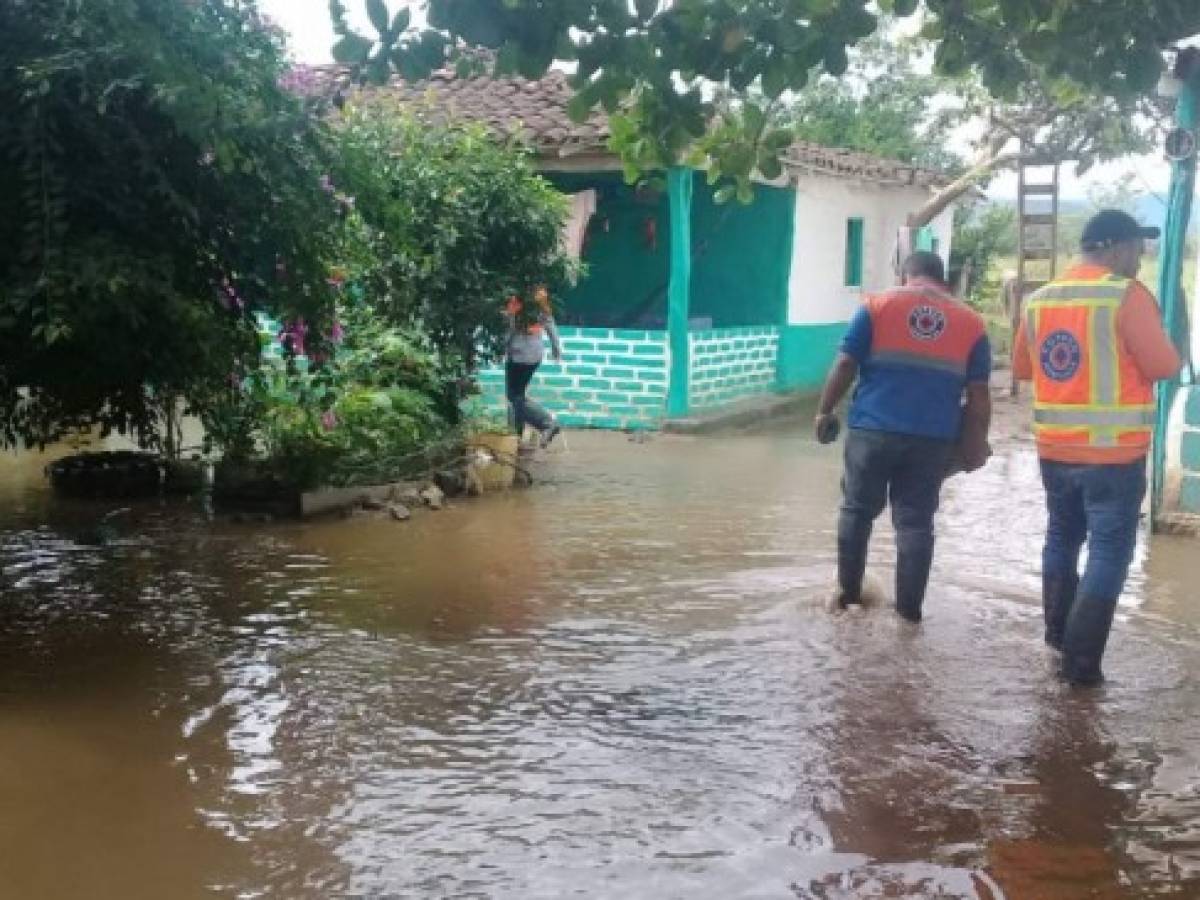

{"left": 949, "top": 203, "right": 1017, "bottom": 301}
{"left": 0, "top": 0, "right": 343, "bottom": 449}
{"left": 335, "top": 0, "right": 1199, "bottom": 199}
{"left": 784, "top": 29, "right": 964, "bottom": 173}
{"left": 330, "top": 104, "right": 576, "bottom": 377}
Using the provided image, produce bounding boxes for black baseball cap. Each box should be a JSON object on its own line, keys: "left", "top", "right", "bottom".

{"left": 1081, "top": 209, "right": 1160, "bottom": 250}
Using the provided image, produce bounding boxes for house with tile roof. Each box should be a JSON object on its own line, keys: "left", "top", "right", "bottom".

{"left": 326, "top": 67, "right": 960, "bottom": 429}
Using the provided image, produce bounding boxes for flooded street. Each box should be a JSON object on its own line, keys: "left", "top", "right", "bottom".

{"left": 3, "top": 392, "right": 1200, "bottom": 899}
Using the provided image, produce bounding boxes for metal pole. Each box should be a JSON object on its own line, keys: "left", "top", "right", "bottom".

{"left": 1151, "top": 52, "right": 1200, "bottom": 526}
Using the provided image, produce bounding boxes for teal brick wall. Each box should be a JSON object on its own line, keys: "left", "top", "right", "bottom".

{"left": 1177, "top": 386, "right": 1200, "bottom": 514}
{"left": 687, "top": 327, "right": 780, "bottom": 411}
{"left": 476, "top": 327, "right": 668, "bottom": 430}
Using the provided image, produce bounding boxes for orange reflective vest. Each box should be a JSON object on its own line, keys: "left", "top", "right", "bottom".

{"left": 1024, "top": 273, "right": 1154, "bottom": 454}
{"left": 867, "top": 280, "right": 986, "bottom": 376}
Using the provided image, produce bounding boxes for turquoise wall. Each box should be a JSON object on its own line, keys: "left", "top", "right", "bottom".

{"left": 776, "top": 323, "right": 847, "bottom": 390}
{"left": 547, "top": 173, "right": 670, "bottom": 328}
{"left": 689, "top": 178, "right": 795, "bottom": 328}
{"left": 547, "top": 172, "right": 794, "bottom": 330}
{"left": 1177, "top": 388, "right": 1200, "bottom": 513}
{"left": 476, "top": 327, "right": 667, "bottom": 430}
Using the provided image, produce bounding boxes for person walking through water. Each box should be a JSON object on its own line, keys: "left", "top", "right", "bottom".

{"left": 505, "top": 286, "right": 563, "bottom": 449}
{"left": 1014, "top": 209, "right": 1180, "bottom": 687}
{"left": 815, "top": 251, "right": 993, "bottom": 622}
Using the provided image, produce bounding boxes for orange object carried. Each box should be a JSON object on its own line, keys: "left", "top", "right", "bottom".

{"left": 506, "top": 295, "right": 544, "bottom": 335}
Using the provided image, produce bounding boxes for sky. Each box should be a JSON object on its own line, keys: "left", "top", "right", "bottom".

{"left": 263, "top": 0, "right": 1185, "bottom": 208}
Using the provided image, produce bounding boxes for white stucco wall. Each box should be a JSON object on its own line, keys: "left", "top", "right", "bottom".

{"left": 786, "top": 175, "right": 955, "bottom": 326}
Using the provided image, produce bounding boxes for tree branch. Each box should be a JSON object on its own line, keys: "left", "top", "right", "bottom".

{"left": 907, "top": 148, "right": 1021, "bottom": 228}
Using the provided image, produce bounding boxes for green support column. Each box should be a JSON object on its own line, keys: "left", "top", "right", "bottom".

{"left": 666, "top": 167, "right": 693, "bottom": 418}
{"left": 1152, "top": 53, "right": 1200, "bottom": 525}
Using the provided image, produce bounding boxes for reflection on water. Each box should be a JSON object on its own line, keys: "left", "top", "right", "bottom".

{"left": 2, "top": 414, "right": 1200, "bottom": 898}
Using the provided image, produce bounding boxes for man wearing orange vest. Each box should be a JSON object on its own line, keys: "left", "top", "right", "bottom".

{"left": 1014, "top": 209, "right": 1180, "bottom": 686}
{"left": 816, "top": 251, "right": 993, "bottom": 623}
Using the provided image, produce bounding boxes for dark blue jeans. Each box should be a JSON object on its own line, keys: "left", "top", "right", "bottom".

{"left": 1040, "top": 458, "right": 1146, "bottom": 683}
{"left": 838, "top": 428, "right": 954, "bottom": 618}
{"left": 505, "top": 361, "right": 554, "bottom": 436}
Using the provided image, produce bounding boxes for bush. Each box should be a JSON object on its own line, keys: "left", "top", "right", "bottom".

{"left": 330, "top": 105, "right": 577, "bottom": 378}
{"left": 202, "top": 301, "right": 457, "bottom": 490}
{"left": 0, "top": 1, "right": 347, "bottom": 449}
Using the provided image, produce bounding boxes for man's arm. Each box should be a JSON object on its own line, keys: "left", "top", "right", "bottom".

{"left": 814, "top": 306, "right": 870, "bottom": 439}
{"left": 1118, "top": 283, "right": 1182, "bottom": 382}
{"left": 542, "top": 315, "right": 563, "bottom": 362}
{"left": 957, "top": 334, "right": 993, "bottom": 471}
{"left": 1012, "top": 316, "right": 1033, "bottom": 381}
{"left": 959, "top": 384, "right": 992, "bottom": 471}
{"left": 816, "top": 353, "right": 859, "bottom": 424}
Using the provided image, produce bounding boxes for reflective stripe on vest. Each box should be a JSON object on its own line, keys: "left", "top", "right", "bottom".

{"left": 869, "top": 350, "right": 967, "bottom": 377}
{"left": 1032, "top": 406, "right": 1155, "bottom": 427}
{"left": 1025, "top": 275, "right": 1153, "bottom": 450}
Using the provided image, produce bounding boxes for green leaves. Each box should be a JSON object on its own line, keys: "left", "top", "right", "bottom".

{"left": 0, "top": 0, "right": 345, "bottom": 450}
{"left": 333, "top": 0, "right": 1196, "bottom": 198}
{"left": 333, "top": 33, "right": 374, "bottom": 65}
{"left": 366, "top": 0, "right": 390, "bottom": 35}
{"left": 634, "top": 0, "right": 658, "bottom": 23}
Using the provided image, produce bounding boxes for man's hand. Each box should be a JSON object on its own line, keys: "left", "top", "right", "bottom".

{"left": 814, "top": 413, "right": 840, "bottom": 445}
{"left": 946, "top": 439, "right": 992, "bottom": 477}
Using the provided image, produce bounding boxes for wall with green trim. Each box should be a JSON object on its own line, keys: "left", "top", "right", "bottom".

{"left": 475, "top": 326, "right": 667, "bottom": 430}
{"left": 688, "top": 327, "right": 780, "bottom": 410}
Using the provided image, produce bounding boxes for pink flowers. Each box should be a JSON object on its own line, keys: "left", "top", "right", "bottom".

{"left": 218, "top": 276, "right": 243, "bottom": 311}
{"left": 321, "top": 409, "right": 339, "bottom": 431}
{"left": 277, "top": 65, "right": 322, "bottom": 98}
{"left": 330, "top": 320, "right": 346, "bottom": 344}
{"left": 278, "top": 318, "right": 308, "bottom": 357}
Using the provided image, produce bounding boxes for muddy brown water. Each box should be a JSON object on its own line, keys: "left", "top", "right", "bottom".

{"left": 2, "top": 396, "right": 1200, "bottom": 899}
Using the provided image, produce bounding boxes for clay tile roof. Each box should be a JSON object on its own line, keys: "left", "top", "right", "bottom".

{"left": 314, "top": 65, "right": 950, "bottom": 187}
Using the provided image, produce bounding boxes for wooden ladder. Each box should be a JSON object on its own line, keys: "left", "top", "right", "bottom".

{"left": 1011, "top": 154, "right": 1061, "bottom": 396}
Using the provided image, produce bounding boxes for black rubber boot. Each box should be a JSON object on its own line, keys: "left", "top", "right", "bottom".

{"left": 836, "top": 536, "right": 870, "bottom": 608}
{"left": 1042, "top": 572, "right": 1079, "bottom": 651}
{"left": 1060, "top": 594, "right": 1118, "bottom": 687}
{"left": 895, "top": 543, "right": 934, "bottom": 623}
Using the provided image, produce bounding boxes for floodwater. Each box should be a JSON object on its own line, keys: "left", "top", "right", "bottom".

{"left": 3, "top": 393, "right": 1200, "bottom": 899}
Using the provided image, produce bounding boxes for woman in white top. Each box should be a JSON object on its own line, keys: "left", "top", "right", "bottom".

{"left": 505, "top": 287, "right": 563, "bottom": 448}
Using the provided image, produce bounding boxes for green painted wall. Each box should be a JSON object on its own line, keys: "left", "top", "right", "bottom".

{"left": 547, "top": 171, "right": 795, "bottom": 330}
{"left": 776, "top": 323, "right": 847, "bottom": 390}
{"left": 547, "top": 172, "right": 670, "bottom": 328}
{"left": 689, "top": 177, "right": 796, "bottom": 328}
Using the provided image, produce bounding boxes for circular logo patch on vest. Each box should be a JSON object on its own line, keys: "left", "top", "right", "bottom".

{"left": 908, "top": 305, "right": 947, "bottom": 341}
{"left": 1039, "top": 330, "right": 1082, "bottom": 382}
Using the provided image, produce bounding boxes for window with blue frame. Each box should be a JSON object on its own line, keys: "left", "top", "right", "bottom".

{"left": 844, "top": 217, "right": 864, "bottom": 287}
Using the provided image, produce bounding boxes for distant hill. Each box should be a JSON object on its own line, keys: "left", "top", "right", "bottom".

{"left": 992, "top": 193, "right": 1198, "bottom": 235}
